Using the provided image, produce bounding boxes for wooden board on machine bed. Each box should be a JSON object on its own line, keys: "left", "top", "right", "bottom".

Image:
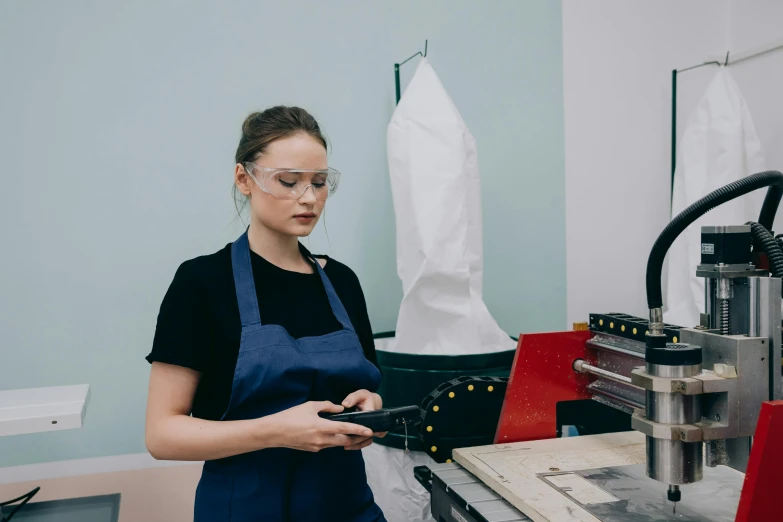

{"left": 452, "top": 431, "right": 745, "bottom": 522}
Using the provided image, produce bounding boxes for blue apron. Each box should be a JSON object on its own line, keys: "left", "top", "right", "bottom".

{"left": 194, "top": 232, "right": 385, "bottom": 522}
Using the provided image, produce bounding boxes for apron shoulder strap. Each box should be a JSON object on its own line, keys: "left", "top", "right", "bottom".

{"left": 299, "top": 243, "right": 356, "bottom": 334}
{"left": 231, "top": 231, "right": 262, "bottom": 327}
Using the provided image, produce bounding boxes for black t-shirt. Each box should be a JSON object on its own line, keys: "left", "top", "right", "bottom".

{"left": 146, "top": 243, "right": 378, "bottom": 421}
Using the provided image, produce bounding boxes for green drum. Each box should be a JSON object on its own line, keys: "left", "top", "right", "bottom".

{"left": 373, "top": 332, "right": 517, "bottom": 452}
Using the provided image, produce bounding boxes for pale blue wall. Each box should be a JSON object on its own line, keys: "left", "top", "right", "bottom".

{"left": 0, "top": 0, "right": 564, "bottom": 466}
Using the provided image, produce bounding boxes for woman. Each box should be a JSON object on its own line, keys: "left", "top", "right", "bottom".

{"left": 145, "top": 106, "right": 386, "bottom": 521}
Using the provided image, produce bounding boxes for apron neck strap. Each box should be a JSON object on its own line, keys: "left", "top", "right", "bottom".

{"left": 298, "top": 243, "right": 356, "bottom": 334}
{"left": 231, "top": 231, "right": 356, "bottom": 333}
{"left": 231, "top": 231, "right": 262, "bottom": 327}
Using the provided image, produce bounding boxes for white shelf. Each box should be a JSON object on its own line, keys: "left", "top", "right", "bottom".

{"left": 0, "top": 384, "right": 90, "bottom": 436}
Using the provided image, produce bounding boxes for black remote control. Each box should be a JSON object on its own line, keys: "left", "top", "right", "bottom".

{"left": 319, "top": 405, "right": 421, "bottom": 433}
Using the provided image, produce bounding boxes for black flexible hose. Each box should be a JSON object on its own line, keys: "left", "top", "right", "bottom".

{"left": 775, "top": 233, "right": 783, "bottom": 254}
{"left": 748, "top": 222, "right": 783, "bottom": 278}
{"left": 647, "top": 171, "right": 783, "bottom": 309}
{"left": 759, "top": 181, "right": 783, "bottom": 230}
{"left": 1, "top": 487, "right": 39, "bottom": 522}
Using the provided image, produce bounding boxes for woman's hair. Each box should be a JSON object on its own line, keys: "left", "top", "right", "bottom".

{"left": 233, "top": 106, "right": 328, "bottom": 215}
{"left": 235, "top": 106, "right": 327, "bottom": 163}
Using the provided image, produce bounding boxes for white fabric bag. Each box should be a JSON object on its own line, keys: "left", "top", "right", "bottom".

{"left": 363, "top": 443, "right": 435, "bottom": 522}
{"left": 386, "top": 57, "right": 515, "bottom": 355}
{"left": 665, "top": 68, "right": 766, "bottom": 327}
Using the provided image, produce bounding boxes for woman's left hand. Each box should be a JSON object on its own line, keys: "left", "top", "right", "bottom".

{"left": 341, "top": 389, "right": 385, "bottom": 450}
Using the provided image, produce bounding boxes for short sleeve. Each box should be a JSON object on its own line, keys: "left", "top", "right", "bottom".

{"left": 329, "top": 261, "right": 379, "bottom": 369}
{"left": 146, "top": 261, "right": 211, "bottom": 372}
{"left": 352, "top": 280, "right": 379, "bottom": 369}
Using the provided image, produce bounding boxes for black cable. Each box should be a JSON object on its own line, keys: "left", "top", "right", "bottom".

{"left": 0, "top": 489, "right": 37, "bottom": 506}
{"left": 748, "top": 222, "right": 783, "bottom": 278}
{"left": 647, "top": 171, "right": 783, "bottom": 309}
{"left": 1, "top": 487, "right": 40, "bottom": 522}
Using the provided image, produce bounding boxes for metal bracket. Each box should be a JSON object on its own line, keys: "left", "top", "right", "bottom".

{"left": 632, "top": 412, "right": 705, "bottom": 441}
{"left": 632, "top": 361, "right": 740, "bottom": 443}
{"left": 681, "top": 329, "right": 771, "bottom": 438}
{"left": 632, "top": 412, "right": 735, "bottom": 442}
{"left": 631, "top": 368, "right": 702, "bottom": 394}
{"left": 630, "top": 366, "right": 735, "bottom": 395}
{"left": 695, "top": 264, "right": 766, "bottom": 279}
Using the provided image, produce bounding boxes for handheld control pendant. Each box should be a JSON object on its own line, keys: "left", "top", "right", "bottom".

{"left": 319, "top": 405, "right": 422, "bottom": 434}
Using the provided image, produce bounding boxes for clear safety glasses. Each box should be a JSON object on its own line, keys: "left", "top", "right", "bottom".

{"left": 244, "top": 163, "right": 341, "bottom": 201}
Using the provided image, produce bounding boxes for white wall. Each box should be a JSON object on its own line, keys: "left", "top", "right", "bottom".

{"left": 563, "top": 0, "right": 783, "bottom": 326}
{"left": 563, "top": 0, "right": 725, "bottom": 326}
{"left": 727, "top": 0, "right": 783, "bottom": 197}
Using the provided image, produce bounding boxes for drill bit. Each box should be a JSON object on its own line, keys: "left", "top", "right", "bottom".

{"left": 668, "top": 485, "right": 680, "bottom": 515}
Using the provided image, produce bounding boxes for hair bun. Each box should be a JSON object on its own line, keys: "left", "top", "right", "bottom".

{"left": 234, "top": 106, "right": 327, "bottom": 164}
{"left": 241, "top": 112, "right": 263, "bottom": 135}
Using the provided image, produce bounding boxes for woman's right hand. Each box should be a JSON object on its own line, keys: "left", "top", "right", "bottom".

{"left": 267, "top": 401, "right": 373, "bottom": 452}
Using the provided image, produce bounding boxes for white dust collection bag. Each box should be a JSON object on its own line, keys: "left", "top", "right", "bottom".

{"left": 363, "top": 443, "right": 436, "bottom": 522}
{"left": 665, "top": 68, "right": 766, "bottom": 327}
{"left": 386, "top": 57, "right": 515, "bottom": 355}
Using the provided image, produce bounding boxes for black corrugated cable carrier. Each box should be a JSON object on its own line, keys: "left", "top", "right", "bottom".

{"left": 418, "top": 376, "right": 508, "bottom": 463}
{"left": 590, "top": 313, "right": 681, "bottom": 343}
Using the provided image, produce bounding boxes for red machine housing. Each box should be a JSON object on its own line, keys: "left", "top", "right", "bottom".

{"left": 735, "top": 400, "right": 783, "bottom": 522}
{"left": 495, "top": 330, "right": 595, "bottom": 443}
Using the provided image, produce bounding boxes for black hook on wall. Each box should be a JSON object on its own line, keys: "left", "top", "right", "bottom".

{"left": 394, "top": 40, "right": 428, "bottom": 105}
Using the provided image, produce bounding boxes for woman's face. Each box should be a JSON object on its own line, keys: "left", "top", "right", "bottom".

{"left": 235, "top": 132, "right": 328, "bottom": 238}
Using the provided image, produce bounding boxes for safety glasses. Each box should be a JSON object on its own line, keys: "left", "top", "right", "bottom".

{"left": 244, "top": 162, "right": 341, "bottom": 201}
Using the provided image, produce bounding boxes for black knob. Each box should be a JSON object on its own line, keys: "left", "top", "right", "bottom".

{"left": 645, "top": 333, "right": 668, "bottom": 349}
{"left": 646, "top": 342, "right": 702, "bottom": 366}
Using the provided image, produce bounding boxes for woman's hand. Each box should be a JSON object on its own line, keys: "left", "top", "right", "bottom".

{"left": 343, "top": 389, "right": 382, "bottom": 412}
{"left": 341, "top": 390, "right": 386, "bottom": 450}
{"left": 266, "top": 401, "right": 373, "bottom": 452}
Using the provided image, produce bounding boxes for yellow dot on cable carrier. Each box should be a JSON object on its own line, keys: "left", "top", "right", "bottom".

{"left": 673, "top": 336, "right": 678, "bottom": 343}
{"left": 610, "top": 322, "right": 614, "bottom": 329}
{"left": 468, "top": 385, "right": 474, "bottom": 391}
{"left": 431, "top": 446, "right": 438, "bottom": 453}
{"left": 488, "top": 386, "right": 495, "bottom": 392}
{"left": 449, "top": 392, "right": 455, "bottom": 399}
{"left": 427, "top": 426, "right": 433, "bottom": 432}
{"left": 621, "top": 325, "right": 626, "bottom": 332}
{"left": 633, "top": 328, "right": 638, "bottom": 335}
{"left": 446, "top": 459, "right": 452, "bottom": 463}
{"left": 599, "top": 319, "right": 604, "bottom": 326}
{"left": 433, "top": 405, "right": 440, "bottom": 412}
